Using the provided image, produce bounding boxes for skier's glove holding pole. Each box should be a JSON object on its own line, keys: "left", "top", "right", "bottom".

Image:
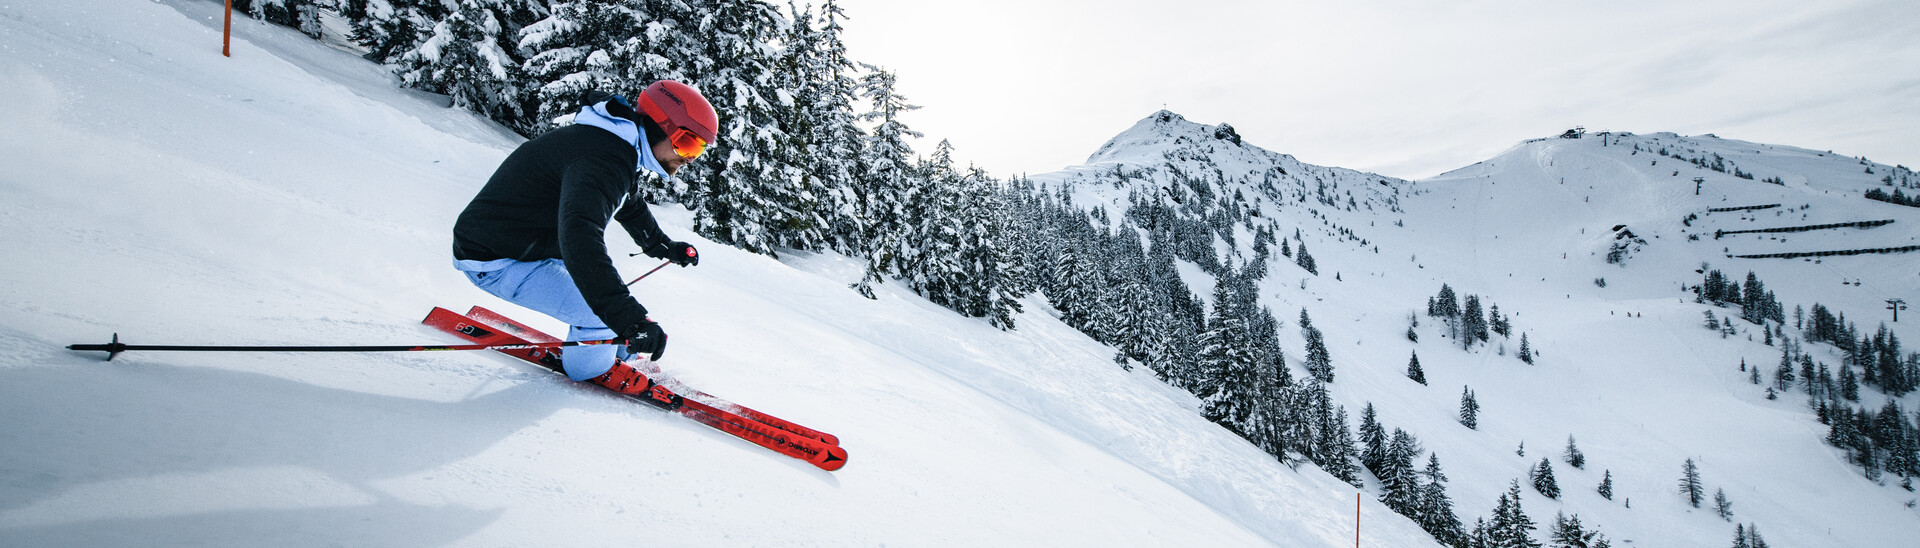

{"left": 620, "top": 319, "right": 668, "bottom": 362}
{"left": 645, "top": 241, "right": 700, "bottom": 267}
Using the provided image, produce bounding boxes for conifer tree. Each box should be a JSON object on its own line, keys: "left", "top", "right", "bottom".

{"left": 1197, "top": 280, "right": 1261, "bottom": 438}
{"left": 849, "top": 64, "right": 921, "bottom": 298}
{"left": 1800, "top": 355, "right": 1817, "bottom": 395}
{"left": 519, "top": 0, "right": 673, "bottom": 131}
{"left": 1301, "top": 308, "right": 1333, "bottom": 382}
{"left": 1459, "top": 387, "right": 1480, "bottom": 430}
{"left": 1731, "top": 523, "right": 1750, "bottom": 548}
{"left": 1433, "top": 284, "right": 1460, "bottom": 319}
{"left": 1774, "top": 347, "right": 1795, "bottom": 391}
{"left": 1679, "top": 458, "right": 1705, "bottom": 508}
{"left": 791, "top": 0, "right": 868, "bottom": 256}
{"left": 1519, "top": 332, "right": 1535, "bottom": 364}
{"left": 395, "top": 1, "right": 540, "bottom": 130}
{"left": 1359, "top": 402, "right": 1388, "bottom": 474}
{"left": 1407, "top": 351, "right": 1427, "bottom": 385}
{"left": 1416, "top": 453, "right": 1466, "bottom": 546}
{"left": 1564, "top": 435, "right": 1585, "bottom": 469}
{"left": 1319, "top": 404, "right": 1362, "bottom": 488}
{"left": 1533, "top": 457, "right": 1560, "bottom": 499}
{"left": 1379, "top": 428, "right": 1422, "bottom": 515}
{"left": 1467, "top": 518, "right": 1491, "bottom": 548}
{"left": 1548, "top": 512, "right": 1585, "bottom": 548}
{"left": 1598, "top": 470, "right": 1614, "bottom": 500}
{"left": 1713, "top": 488, "right": 1733, "bottom": 520}
{"left": 348, "top": 0, "right": 449, "bottom": 66}
{"left": 1463, "top": 295, "right": 1488, "bottom": 349}
{"left": 1745, "top": 523, "right": 1769, "bottom": 548}
{"left": 1488, "top": 479, "right": 1542, "bottom": 548}
{"left": 1294, "top": 239, "right": 1317, "bottom": 275}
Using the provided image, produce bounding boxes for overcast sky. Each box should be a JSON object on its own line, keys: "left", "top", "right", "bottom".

{"left": 828, "top": 0, "right": 1919, "bottom": 180}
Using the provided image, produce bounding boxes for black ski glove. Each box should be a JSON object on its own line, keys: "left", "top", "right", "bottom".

{"left": 646, "top": 241, "right": 700, "bottom": 267}
{"left": 620, "top": 319, "right": 668, "bottom": 362}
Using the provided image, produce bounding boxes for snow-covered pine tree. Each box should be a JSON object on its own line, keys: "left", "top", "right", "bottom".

{"left": 1415, "top": 453, "right": 1466, "bottom": 546}
{"left": 244, "top": 0, "right": 324, "bottom": 37}
{"left": 1294, "top": 239, "right": 1317, "bottom": 275}
{"left": 1378, "top": 428, "right": 1422, "bottom": 515}
{"left": 1747, "top": 523, "right": 1773, "bottom": 548}
{"left": 1598, "top": 469, "right": 1614, "bottom": 500}
{"left": 1359, "top": 402, "right": 1388, "bottom": 474}
{"left": 1301, "top": 308, "right": 1333, "bottom": 382}
{"left": 1532, "top": 457, "right": 1560, "bottom": 499}
{"left": 1547, "top": 512, "right": 1610, "bottom": 548}
{"left": 900, "top": 141, "right": 967, "bottom": 309}
{"left": 1459, "top": 386, "right": 1480, "bottom": 429}
{"left": 1713, "top": 488, "right": 1733, "bottom": 520}
{"left": 1467, "top": 518, "right": 1491, "bottom": 548}
{"left": 1407, "top": 350, "right": 1426, "bottom": 385}
{"left": 345, "top": 0, "right": 448, "bottom": 65}
{"left": 1433, "top": 283, "right": 1460, "bottom": 319}
{"left": 1488, "top": 479, "right": 1542, "bottom": 548}
{"left": 1462, "top": 294, "right": 1488, "bottom": 349}
{"left": 1197, "top": 279, "right": 1261, "bottom": 439}
{"left": 1279, "top": 377, "right": 1326, "bottom": 466}
{"left": 1564, "top": 435, "right": 1585, "bottom": 469}
{"left": 394, "top": 0, "right": 543, "bottom": 131}
{"left": 915, "top": 165, "right": 1029, "bottom": 328}
{"left": 1800, "top": 355, "right": 1818, "bottom": 395}
{"left": 519, "top": 0, "right": 665, "bottom": 131}
{"left": 1519, "top": 332, "right": 1534, "bottom": 364}
{"left": 1317, "top": 404, "right": 1362, "bottom": 488}
{"left": 1774, "top": 353, "right": 1795, "bottom": 392}
{"left": 1548, "top": 512, "right": 1579, "bottom": 548}
{"left": 849, "top": 64, "right": 921, "bottom": 298}
{"left": 1679, "top": 457, "right": 1705, "bottom": 508}
{"left": 794, "top": 0, "right": 868, "bottom": 257}
{"left": 683, "top": 0, "right": 823, "bottom": 254}
{"left": 964, "top": 168, "right": 1031, "bottom": 329}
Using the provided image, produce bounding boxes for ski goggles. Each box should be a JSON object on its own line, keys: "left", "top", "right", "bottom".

{"left": 667, "top": 127, "right": 708, "bottom": 160}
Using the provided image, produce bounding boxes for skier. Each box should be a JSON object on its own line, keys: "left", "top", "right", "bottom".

{"left": 451, "top": 80, "right": 718, "bottom": 395}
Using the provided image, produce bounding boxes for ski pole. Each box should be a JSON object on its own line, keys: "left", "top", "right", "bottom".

{"left": 67, "top": 333, "right": 623, "bottom": 361}
{"left": 625, "top": 259, "right": 673, "bottom": 287}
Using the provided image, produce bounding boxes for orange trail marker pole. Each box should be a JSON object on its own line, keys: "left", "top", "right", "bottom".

{"left": 222, "top": 0, "right": 232, "bottom": 57}
{"left": 1355, "top": 492, "right": 1361, "bottom": 547}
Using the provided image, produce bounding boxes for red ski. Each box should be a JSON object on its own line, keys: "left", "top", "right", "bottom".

{"left": 422, "top": 307, "right": 847, "bottom": 471}
{"left": 462, "top": 306, "right": 840, "bottom": 446}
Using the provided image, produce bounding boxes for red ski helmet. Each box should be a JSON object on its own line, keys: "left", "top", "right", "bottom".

{"left": 637, "top": 80, "right": 719, "bottom": 160}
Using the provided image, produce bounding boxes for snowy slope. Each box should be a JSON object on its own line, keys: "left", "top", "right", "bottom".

{"left": 1033, "top": 111, "right": 1920, "bottom": 545}
{"left": 0, "top": 1, "right": 1442, "bottom": 546}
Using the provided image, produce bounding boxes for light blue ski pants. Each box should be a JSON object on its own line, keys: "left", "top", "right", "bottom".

{"left": 456, "top": 258, "right": 624, "bottom": 381}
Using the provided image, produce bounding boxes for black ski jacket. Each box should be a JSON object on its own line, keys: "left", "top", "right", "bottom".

{"left": 452, "top": 113, "right": 671, "bottom": 333}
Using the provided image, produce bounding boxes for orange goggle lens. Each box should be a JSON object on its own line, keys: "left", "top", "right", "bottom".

{"left": 669, "top": 128, "right": 707, "bottom": 160}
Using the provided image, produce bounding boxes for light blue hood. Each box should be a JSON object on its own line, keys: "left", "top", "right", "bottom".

{"left": 574, "top": 102, "right": 672, "bottom": 181}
